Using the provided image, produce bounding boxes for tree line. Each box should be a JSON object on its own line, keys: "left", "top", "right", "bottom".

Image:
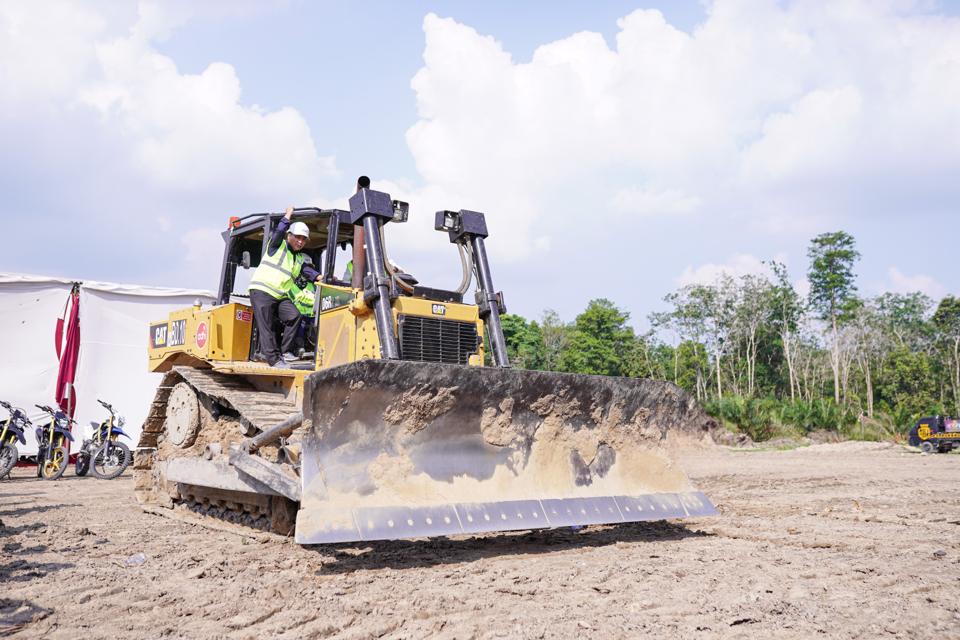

{"left": 499, "top": 231, "right": 960, "bottom": 441}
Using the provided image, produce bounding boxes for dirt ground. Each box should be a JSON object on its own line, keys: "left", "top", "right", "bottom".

{"left": 2, "top": 442, "right": 958, "bottom": 639}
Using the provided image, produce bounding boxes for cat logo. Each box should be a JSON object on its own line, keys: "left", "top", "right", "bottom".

{"left": 150, "top": 323, "right": 168, "bottom": 348}
{"left": 917, "top": 424, "right": 931, "bottom": 440}
{"left": 431, "top": 304, "right": 446, "bottom": 316}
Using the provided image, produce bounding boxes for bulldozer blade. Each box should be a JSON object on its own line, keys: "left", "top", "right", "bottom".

{"left": 296, "top": 360, "right": 717, "bottom": 544}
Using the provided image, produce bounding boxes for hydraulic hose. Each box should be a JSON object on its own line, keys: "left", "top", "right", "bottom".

{"left": 380, "top": 227, "right": 415, "bottom": 294}
{"left": 455, "top": 241, "right": 473, "bottom": 295}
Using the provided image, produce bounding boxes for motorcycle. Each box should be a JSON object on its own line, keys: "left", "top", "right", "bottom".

{"left": 0, "top": 400, "right": 30, "bottom": 478}
{"left": 34, "top": 404, "right": 76, "bottom": 480}
{"left": 76, "top": 399, "right": 131, "bottom": 480}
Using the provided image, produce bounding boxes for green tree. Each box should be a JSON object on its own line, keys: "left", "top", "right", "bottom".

{"left": 560, "top": 299, "right": 637, "bottom": 376}
{"left": 733, "top": 274, "right": 776, "bottom": 397}
{"left": 658, "top": 278, "right": 737, "bottom": 399}
{"left": 807, "top": 231, "right": 860, "bottom": 403}
{"left": 933, "top": 296, "right": 960, "bottom": 414}
{"left": 768, "top": 261, "right": 804, "bottom": 400}
{"left": 499, "top": 313, "right": 546, "bottom": 370}
{"left": 876, "top": 347, "right": 939, "bottom": 427}
{"left": 622, "top": 333, "right": 671, "bottom": 380}
{"left": 539, "top": 309, "right": 569, "bottom": 372}
{"left": 875, "top": 292, "right": 933, "bottom": 351}
{"left": 673, "top": 340, "right": 709, "bottom": 397}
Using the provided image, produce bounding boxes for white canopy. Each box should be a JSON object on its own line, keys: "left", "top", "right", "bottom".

{"left": 0, "top": 273, "right": 215, "bottom": 456}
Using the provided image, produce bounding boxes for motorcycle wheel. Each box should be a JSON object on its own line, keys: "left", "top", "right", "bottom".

{"left": 40, "top": 446, "right": 69, "bottom": 480}
{"left": 75, "top": 452, "right": 90, "bottom": 477}
{"left": 0, "top": 442, "right": 18, "bottom": 478}
{"left": 91, "top": 441, "right": 131, "bottom": 480}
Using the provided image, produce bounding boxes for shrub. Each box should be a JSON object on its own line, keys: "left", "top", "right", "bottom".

{"left": 703, "top": 396, "right": 778, "bottom": 442}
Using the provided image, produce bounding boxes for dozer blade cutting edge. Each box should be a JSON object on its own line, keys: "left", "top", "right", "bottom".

{"left": 295, "top": 360, "right": 717, "bottom": 544}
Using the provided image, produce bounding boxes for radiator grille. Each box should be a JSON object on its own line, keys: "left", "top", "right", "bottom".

{"left": 398, "top": 315, "right": 478, "bottom": 365}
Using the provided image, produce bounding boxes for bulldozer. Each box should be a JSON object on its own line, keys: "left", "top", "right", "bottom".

{"left": 135, "top": 178, "right": 718, "bottom": 544}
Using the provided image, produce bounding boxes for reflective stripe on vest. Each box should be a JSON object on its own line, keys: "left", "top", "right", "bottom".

{"left": 249, "top": 241, "right": 304, "bottom": 300}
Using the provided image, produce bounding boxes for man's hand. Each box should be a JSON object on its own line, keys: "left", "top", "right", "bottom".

{"left": 314, "top": 275, "right": 323, "bottom": 283}
{"left": 284, "top": 206, "right": 295, "bottom": 220}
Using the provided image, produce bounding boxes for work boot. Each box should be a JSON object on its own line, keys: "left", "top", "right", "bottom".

{"left": 252, "top": 352, "right": 270, "bottom": 364}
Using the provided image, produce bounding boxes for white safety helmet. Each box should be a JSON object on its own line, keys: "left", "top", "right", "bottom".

{"left": 288, "top": 221, "right": 310, "bottom": 239}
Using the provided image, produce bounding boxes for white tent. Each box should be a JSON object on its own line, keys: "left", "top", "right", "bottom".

{"left": 0, "top": 273, "right": 215, "bottom": 457}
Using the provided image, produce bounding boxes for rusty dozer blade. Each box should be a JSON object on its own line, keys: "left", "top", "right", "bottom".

{"left": 296, "top": 360, "right": 717, "bottom": 544}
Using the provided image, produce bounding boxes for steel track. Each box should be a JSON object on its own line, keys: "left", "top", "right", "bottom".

{"left": 134, "top": 367, "right": 298, "bottom": 534}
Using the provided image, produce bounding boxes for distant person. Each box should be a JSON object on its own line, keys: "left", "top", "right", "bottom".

{"left": 248, "top": 207, "right": 320, "bottom": 368}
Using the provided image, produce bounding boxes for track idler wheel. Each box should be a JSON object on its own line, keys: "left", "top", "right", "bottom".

{"left": 166, "top": 382, "right": 201, "bottom": 448}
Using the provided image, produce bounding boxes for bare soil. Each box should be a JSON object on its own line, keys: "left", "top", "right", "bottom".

{"left": 2, "top": 442, "right": 958, "bottom": 639}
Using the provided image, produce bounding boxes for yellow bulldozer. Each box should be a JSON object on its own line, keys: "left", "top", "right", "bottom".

{"left": 135, "top": 178, "right": 717, "bottom": 544}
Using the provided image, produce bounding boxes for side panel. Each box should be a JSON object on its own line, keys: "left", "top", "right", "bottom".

{"left": 147, "top": 303, "right": 252, "bottom": 371}
{"left": 207, "top": 304, "right": 252, "bottom": 361}
{"left": 356, "top": 313, "right": 381, "bottom": 361}
{"left": 316, "top": 307, "right": 356, "bottom": 370}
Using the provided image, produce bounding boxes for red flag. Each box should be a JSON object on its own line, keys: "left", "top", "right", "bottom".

{"left": 55, "top": 286, "right": 81, "bottom": 419}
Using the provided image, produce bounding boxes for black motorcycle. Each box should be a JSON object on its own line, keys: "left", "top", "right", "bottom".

{"left": 34, "top": 404, "right": 76, "bottom": 480}
{"left": 0, "top": 400, "right": 30, "bottom": 479}
{"left": 76, "top": 399, "right": 131, "bottom": 479}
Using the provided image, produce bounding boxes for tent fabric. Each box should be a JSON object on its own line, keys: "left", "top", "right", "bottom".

{"left": 0, "top": 273, "right": 215, "bottom": 456}
{"left": 0, "top": 272, "right": 213, "bottom": 298}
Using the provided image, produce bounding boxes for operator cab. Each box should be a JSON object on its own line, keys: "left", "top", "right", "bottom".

{"left": 217, "top": 177, "right": 509, "bottom": 368}
{"left": 216, "top": 205, "right": 469, "bottom": 366}
{"left": 216, "top": 209, "right": 355, "bottom": 366}
{"left": 217, "top": 208, "right": 354, "bottom": 305}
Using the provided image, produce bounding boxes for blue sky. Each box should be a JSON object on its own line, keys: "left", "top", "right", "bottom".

{"left": 1, "top": 0, "right": 958, "bottom": 329}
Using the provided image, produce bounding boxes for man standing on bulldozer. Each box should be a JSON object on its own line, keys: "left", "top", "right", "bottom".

{"left": 248, "top": 207, "right": 321, "bottom": 368}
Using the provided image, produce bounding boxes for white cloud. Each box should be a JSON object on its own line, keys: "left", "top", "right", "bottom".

{"left": 676, "top": 253, "right": 781, "bottom": 287}
{"left": 883, "top": 267, "right": 948, "bottom": 300}
{"left": 610, "top": 187, "right": 700, "bottom": 216}
{"left": 77, "top": 12, "right": 335, "bottom": 198}
{"left": 407, "top": 4, "right": 960, "bottom": 259}
{"left": 0, "top": 0, "right": 336, "bottom": 201}
{"left": 181, "top": 226, "right": 223, "bottom": 270}
{"left": 2, "top": 0, "right": 958, "bottom": 316}
{"left": 0, "top": 1, "right": 339, "bottom": 286}
{"left": 740, "top": 86, "right": 863, "bottom": 183}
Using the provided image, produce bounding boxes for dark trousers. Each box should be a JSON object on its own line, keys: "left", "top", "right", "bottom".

{"left": 250, "top": 289, "right": 301, "bottom": 364}
{"left": 295, "top": 315, "right": 316, "bottom": 354}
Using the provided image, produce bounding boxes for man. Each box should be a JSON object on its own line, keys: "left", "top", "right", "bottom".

{"left": 248, "top": 207, "right": 321, "bottom": 368}
{"left": 287, "top": 263, "right": 317, "bottom": 356}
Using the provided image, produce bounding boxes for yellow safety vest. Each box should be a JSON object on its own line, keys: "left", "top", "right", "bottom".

{"left": 249, "top": 241, "right": 304, "bottom": 300}
{"left": 288, "top": 280, "right": 316, "bottom": 316}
